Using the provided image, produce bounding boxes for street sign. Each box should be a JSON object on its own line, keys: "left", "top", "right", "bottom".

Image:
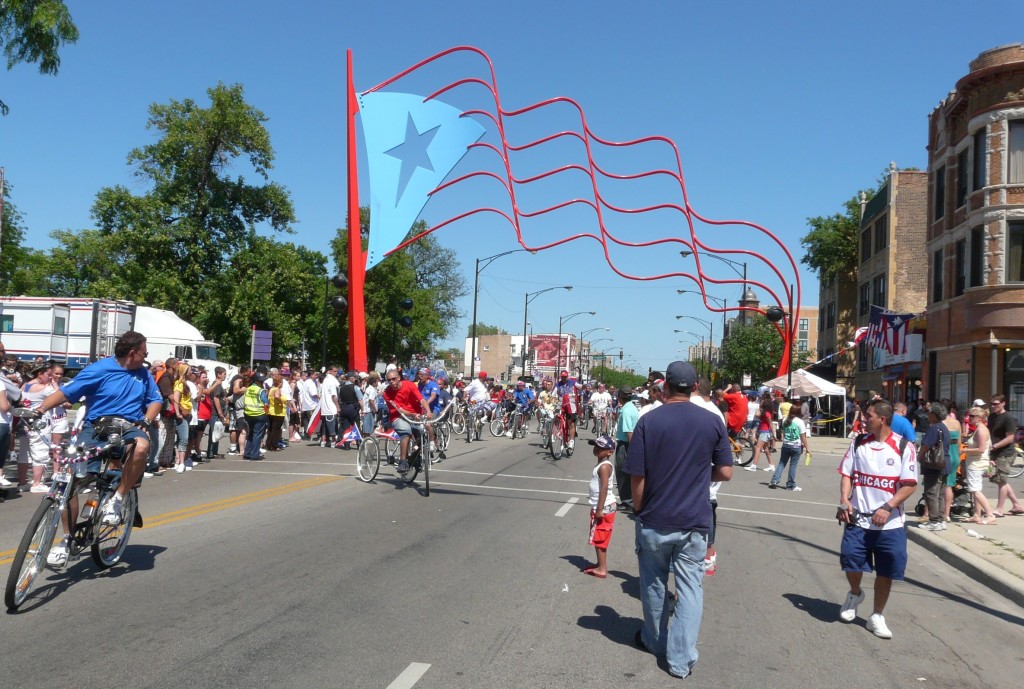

{"left": 251, "top": 328, "right": 273, "bottom": 365}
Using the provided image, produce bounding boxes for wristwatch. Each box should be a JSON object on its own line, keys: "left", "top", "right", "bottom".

{"left": 876, "top": 503, "right": 893, "bottom": 513}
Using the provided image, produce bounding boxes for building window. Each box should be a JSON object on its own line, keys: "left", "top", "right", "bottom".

{"left": 970, "top": 226, "right": 984, "bottom": 288}
{"left": 826, "top": 302, "right": 835, "bottom": 329}
{"left": 874, "top": 216, "right": 888, "bottom": 253}
{"left": 798, "top": 339, "right": 808, "bottom": 353}
{"left": 818, "top": 306, "right": 825, "bottom": 332}
{"left": 860, "top": 228, "right": 871, "bottom": 263}
{"left": 798, "top": 318, "right": 809, "bottom": 332}
{"left": 932, "top": 248, "right": 944, "bottom": 301}
{"left": 954, "top": 238, "right": 967, "bottom": 297}
{"left": 857, "top": 341, "right": 868, "bottom": 373}
{"left": 934, "top": 165, "right": 946, "bottom": 220}
{"left": 1008, "top": 222, "right": 1024, "bottom": 283}
{"left": 872, "top": 275, "right": 886, "bottom": 308}
{"left": 859, "top": 282, "right": 870, "bottom": 316}
{"left": 974, "top": 128, "right": 986, "bottom": 190}
{"left": 53, "top": 316, "right": 66, "bottom": 336}
{"left": 482, "top": 345, "right": 490, "bottom": 352}
{"left": 0, "top": 315, "right": 12, "bottom": 333}
{"left": 1011, "top": 121, "right": 1024, "bottom": 184}
{"left": 956, "top": 149, "right": 969, "bottom": 208}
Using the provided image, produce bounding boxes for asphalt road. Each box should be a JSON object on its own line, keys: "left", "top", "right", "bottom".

{"left": 1, "top": 427, "right": 1022, "bottom": 689}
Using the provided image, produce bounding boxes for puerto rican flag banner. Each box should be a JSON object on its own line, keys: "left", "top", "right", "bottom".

{"left": 866, "top": 305, "right": 916, "bottom": 356}
{"left": 305, "top": 408, "right": 322, "bottom": 437}
{"left": 374, "top": 427, "right": 400, "bottom": 440}
{"left": 341, "top": 424, "right": 362, "bottom": 444}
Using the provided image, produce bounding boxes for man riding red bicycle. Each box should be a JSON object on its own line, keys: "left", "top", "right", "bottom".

{"left": 555, "top": 370, "right": 579, "bottom": 452}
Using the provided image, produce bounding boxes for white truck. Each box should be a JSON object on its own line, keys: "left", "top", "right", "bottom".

{"left": 0, "top": 297, "right": 233, "bottom": 375}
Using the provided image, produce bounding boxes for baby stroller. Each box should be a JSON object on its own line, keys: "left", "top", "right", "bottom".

{"left": 915, "top": 453, "right": 974, "bottom": 518}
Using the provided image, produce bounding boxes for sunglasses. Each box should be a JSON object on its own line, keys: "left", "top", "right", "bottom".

{"left": 386, "top": 377, "right": 399, "bottom": 382}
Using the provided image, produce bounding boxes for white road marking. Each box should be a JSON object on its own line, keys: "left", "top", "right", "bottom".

{"left": 196, "top": 470, "right": 341, "bottom": 477}
{"left": 386, "top": 662, "right": 431, "bottom": 689}
{"left": 718, "top": 506, "right": 834, "bottom": 522}
{"left": 555, "top": 497, "right": 579, "bottom": 517}
{"left": 433, "top": 481, "right": 587, "bottom": 497}
{"left": 718, "top": 492, "right": 835, "bottom": 508}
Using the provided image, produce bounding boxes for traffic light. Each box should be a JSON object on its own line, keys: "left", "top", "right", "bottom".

{"left": 331, "top": 273, "right": 348, "bottom": 314}
{"left": 397, "top": 298, "right": 413, "bottom": 328}
{"left": 619, "top": 349, "right": 623, "bottom": 361}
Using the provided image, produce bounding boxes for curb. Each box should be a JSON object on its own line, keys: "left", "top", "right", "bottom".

{"left": 906, "top": 526, "right": 1024, "bottom": 610}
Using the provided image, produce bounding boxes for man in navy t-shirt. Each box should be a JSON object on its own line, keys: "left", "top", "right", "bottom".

{"left": 623, "top": 361, "right": 733, "bottom": 680}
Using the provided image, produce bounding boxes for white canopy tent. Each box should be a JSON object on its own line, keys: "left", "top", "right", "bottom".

{"left": 761, "top": 369, "right": 848, "bottom": 436}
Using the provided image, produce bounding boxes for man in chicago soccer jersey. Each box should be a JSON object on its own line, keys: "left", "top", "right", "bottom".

{"left": 836, "top": 400, "right": 918, "bottom": 639}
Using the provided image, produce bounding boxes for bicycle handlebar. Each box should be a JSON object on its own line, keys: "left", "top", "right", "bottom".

{"left": 389, "top": 399, "right": 456, "bottom": 427}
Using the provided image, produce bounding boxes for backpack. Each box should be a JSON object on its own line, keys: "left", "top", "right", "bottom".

{"left": 856, "top": 432, "right": 910, "bottom": 462}
{"left": 920, "top": 424, "right": 949, "bottom": 472}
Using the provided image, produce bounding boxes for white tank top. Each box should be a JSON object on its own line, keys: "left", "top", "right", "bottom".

{"left": 589, "top": 459, "right": 618, "bottom": 509}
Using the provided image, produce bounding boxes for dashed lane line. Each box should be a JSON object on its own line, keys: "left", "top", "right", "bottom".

{"left": 555, "top": 497, "right": 579, "bottom": 517}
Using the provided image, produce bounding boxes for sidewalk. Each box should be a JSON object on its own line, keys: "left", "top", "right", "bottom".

{"left": 808, "top": 434, "right": 1024, "bottom": 610}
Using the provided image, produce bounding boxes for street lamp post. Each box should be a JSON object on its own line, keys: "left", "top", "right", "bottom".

{"left": 577, "top": 326, "right": 610, "bottom": 380}
{"left": 470, "top": 249, "right": 533, "bottom": 379}
{"left": 680, "top": 250, "right": 747, "bottom": 297}
{"left": 675, "top": 333, "right": 705, "bottom": 375}
{"left": 676, "top": 315, "right": 713, "bottom": 377}
{"left": 586, "top": 337, "right": 612, "bottom": 380}
{"left": 678, "top": 289, "right": 727, "bottom": 358}
{"left": 523, "top": 286, "right": 573, "bottom": 379}
{"left": 557, "top": 311, "right": 595, "bottom": 375}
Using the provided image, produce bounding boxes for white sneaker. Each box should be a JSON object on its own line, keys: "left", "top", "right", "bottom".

{"left": 175, "top": 464, "right": 185, "bottom": 474}
{"left": 866, "top": 613, "right": 892, "bottom": 639}
{"left": 789, "top": 486, "right": 803, "bottom": 492}
{"left": 100, "top": 496, "right": 124, "bottom": 526}
{"left": 228, "top": 447, "right": 239, "bottom": 455}
{"left": 0, "top": 475, "right": 12, "bottom": 487}
{"left": 505, "top": 432, "right": 512, "bottom": 438}
{"left": 764, "top": 465, "right": 776, "bottom": 472}
{"left": 47, "top": 539, "right": 70, "bottom": 568}
{"left": 744, "top": 465, "right": 758, "bottom": 472}
{"left": 30, "top": 484, "right": 50, "bottom": 493}
{"left": 185, "top": 464, "right": 193, "bottom": 471}
{"left": 919, "top": 521, "right": 943, "bottom": 531}
{"left": 839, "top": 590, "right": 865, "bottom": 622}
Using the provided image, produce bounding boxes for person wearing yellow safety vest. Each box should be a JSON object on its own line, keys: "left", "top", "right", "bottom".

{"left": 243, "top": 371, "right": 270, "bottom": 461}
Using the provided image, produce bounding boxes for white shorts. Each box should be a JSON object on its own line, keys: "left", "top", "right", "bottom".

{"left": 966, "top": 467, "right": 984, "bottom": 493}
{"left": 17, "top": 430, "right": 52, "bottom": 467}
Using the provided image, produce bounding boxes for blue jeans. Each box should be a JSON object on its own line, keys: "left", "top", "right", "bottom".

{"left": 635, "top": 521, "right": 707, "bottom": 678}
{"left": 771, "top": 445, "right": 802, "bottom": 488}
{"left": 244, "top": 414, "right": 268, "bottom": 459}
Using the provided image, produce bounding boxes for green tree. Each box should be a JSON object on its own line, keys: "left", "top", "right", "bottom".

{"left": 718, "top": 315, "right": 795, "bottom": 385}
{"left": 0, "top": 179, "right": 46, "bottom": 293}
{"left": 467, "top": 322, "right": 507, "bottom": 337}
{"left": 330, "top": 211, "right": 467, "bottom": 368}
{"left": 589, "top": 365, "right": 646, "bottom": 389}
{"left": 0, "top": 0, "right": 79, "bottom": 114}
{"left": 799, "top": 194, "right": 862, "bottom": 282}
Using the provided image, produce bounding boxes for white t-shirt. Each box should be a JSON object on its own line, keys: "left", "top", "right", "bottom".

{"left": 692, "top": 396, "right": 726, "bottom": 500}
{"left": 361, "top": 384, "right": 378, "bottom": 415}
{"left": 187, "top": 381, "right": 199, "bottom": 425}
{"left": 319, "top": 374, "right": 340, "bottom": 415}
{"left": 590, "top": 390, "right": 612, "bottom": 412}
{"left": 839, "top": 433, "right": 918, "bottom": 530}
{"left": 299, "top": 378, "right": 319, "bottom": 412}
{"left": 637, "top": 399, "right": 663, "bottom": 419}
{"left": 465, "top": 379, "right": 489, "bottom": 405}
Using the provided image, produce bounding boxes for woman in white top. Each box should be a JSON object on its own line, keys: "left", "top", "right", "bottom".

{"left": 770, "top": 405, "right": 811, "bottom": 491}
{"left": 962, "top": 406, "right": 996, "bottom": 524}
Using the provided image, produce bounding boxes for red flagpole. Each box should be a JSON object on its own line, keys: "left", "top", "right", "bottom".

{"left": 347, "top": 49, "right": 368, "bottom": 372}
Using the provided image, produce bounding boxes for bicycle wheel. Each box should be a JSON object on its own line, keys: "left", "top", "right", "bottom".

{"left": 422, "top": 444, "right": 430, "bottom": 496}
{"left": 92, "top": 488, "right": 137, "bottom": 569}
{"left": 356, "top": 437, "right": 380, "bottom": 482}
{"left": 1010, "top": 449, "right": 1024, "bottom": 479}
{"left": 6, "top": 497, "right": 62, "bottom": 610}
{"left": 732, "top": 436, "right": 754, "bottom": 466}
{"left": 385, "top": 437, "right": 400, "bottom": 463}
{"left": 436, "top": 422, "right": 451, "bottom": 454}
{"left": 489, "top": 416, "right": 505, "bottom": 437}
{"left": 540, "top": 420, "right": 551, "bottom": 448}
{"left": 550, "top": 418, "right": 564, "bottom": 460}
{"left": 451, "top": 412, "right": 466, "bottom": 436}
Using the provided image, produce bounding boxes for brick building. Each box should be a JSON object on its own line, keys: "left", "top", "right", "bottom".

{"left": 853, "top": 166, "right": 929, "bottom": 401}
{"left": 926, "top": 44, "right": 1024, "bottom": 414}
{"left": 815, "top": 274, "right": 858, "bottom": 393}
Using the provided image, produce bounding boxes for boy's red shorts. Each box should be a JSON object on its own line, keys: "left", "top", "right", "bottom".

{"left": 588, "top": 509, "right": 616, "bottom": 550}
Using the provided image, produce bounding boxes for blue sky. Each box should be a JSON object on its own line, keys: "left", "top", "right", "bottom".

{"left": 4, "top": 1, "right": 1023, "bottom": 374}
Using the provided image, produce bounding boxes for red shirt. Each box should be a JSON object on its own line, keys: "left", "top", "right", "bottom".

{"left": 490, "top": 389, "right": 504, "bottom": 404}
{"left": 723, "top": 391, "right": 748, "bottom": 433}
{"left": 382, "top": 380, "right": 424, "bottom": 421}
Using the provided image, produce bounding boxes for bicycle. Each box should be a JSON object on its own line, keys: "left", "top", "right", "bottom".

{"left": 538, "top": 409, "right": 554, "bottom": 449}
{"left": 592, "top": 408, "right": 611, "bottom": 437}
{"left": 391, "top": 401, "right": 453, "bottom": 496}
{"left": 465, "top": 401, "right": 486, "bottom": 443}
{"left": 450, "top": 399, "right": 468, "bottom": 436}
{"left": 6, "top": 412, "right": 141, "bottom": 611}
{"left": 489, "top": 405, "right": 514, "bottom": 437}
{"left": 549, "top": 407, "right": 575, "bottom": 460}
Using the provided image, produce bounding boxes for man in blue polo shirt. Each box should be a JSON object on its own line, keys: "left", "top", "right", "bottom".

{"left": 624, "top": 361, "right": 733, "bottom": 680}
{"left": 38, "top": 331, "right": 162, "bottom": 566}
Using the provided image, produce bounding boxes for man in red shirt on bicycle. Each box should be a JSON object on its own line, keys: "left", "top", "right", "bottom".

{"left": 722, "top": 383, "right": 749, "bottom": 439}
{"left": 555, "top": 370, "right": 579, "bottom": 452}
{"left": 382, "top": 369, "right": 432, "bottom": 474}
